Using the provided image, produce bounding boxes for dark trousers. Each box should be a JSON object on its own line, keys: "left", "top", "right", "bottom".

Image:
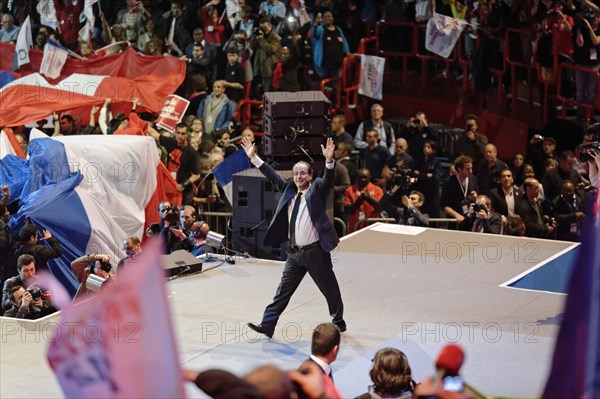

{"left": 261, "top": 244, "right": 344, "bottom": 330}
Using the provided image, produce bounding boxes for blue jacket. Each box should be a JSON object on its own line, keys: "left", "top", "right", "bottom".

{"left": 311, "top": 25, "right": 350, "bottom": 72}
{"left": 197, "top": 95, "right": 235, "bottom": 133}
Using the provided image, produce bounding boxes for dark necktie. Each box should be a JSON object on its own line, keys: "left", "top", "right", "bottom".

{"left": 328, "top": 370, "right": 333, "bottom": 382}
{"left": 289, "top": 192, "right": 302, "bottom": 246}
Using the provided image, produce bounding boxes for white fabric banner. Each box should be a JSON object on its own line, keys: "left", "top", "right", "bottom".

{"left": 425, "top": 12, "right": 468, "bottom": 59}
{"left": 358, "top": 55, "right": 385, "bottom": 100}
{"left": 40, "top": 40, "right": 69, "bottom": 79}
{"left": 15, "top": 16, "right": 32, "bottom": 69}
{"left": 37, "top": 0, "right": 58, "bottom": 29}
{"left": 79, "top": 0, "right": 98, "bottom": 42}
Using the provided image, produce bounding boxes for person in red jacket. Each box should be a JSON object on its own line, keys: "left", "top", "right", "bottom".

{"left": 54, "top": 0, "right": 84, "bottom": 50}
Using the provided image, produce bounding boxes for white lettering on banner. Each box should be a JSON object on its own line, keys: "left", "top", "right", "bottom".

{"left": 425, "top": 13, "right": 467, "bottom": 59}
{"left": 358, "top": 55, "right": 385, "bottom": 100}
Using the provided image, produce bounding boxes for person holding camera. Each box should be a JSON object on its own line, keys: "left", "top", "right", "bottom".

{"left": 344, "top": 169, "right": 384, "bottom": 233}
{"left": 402, "top": 112, "right": 438, "bottom": 162}
{"left": 453, "top": 114, "right": 488, "bottom": 171}
{"left": 250, "top": 17, "right": 282, "bottom": 95}
{"left": 379, "top": 186, "right": 430, "bottom": 227}
{"left": 3, "top": 285, "right": 55, "bottom": 319}
{"left": 459, "top": 195, "right": 503, "bottom": 234}
{"left": 2, "top": 254, "right": 50, "bottom": 312}
{"left": 71, "top": 254, "right": 115, "bottom": 302}
{"left": 516, "top": 178, "right": 557, "bottom": 238}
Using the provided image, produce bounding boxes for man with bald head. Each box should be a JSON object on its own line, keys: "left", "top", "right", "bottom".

{"left": 552, "top": 180, "right": 585, "bottom": 241}
{"left": 477, "top": 143, "right": 508, "bottom": 195}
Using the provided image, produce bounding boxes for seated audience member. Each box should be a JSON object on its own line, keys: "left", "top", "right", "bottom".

{"left": 361, "top": 129, "right": 390, "bottom": 187}
{"left": 516, "top": 178, "right": 557, "bottom": 238}
{"left": 379, "top": 187, "right": 429, "bottom": 227}
{"left": 2, "top": 255, "right": 44, "bottom": 311}
{"left": 489, "top": 169, "right": 522, "bottom": 218}
{"left": 14, "top": 224, "right": 63, "bottom": 271}
{"left": 71, "top": 254, "right": 115, "bottom": 301}
{"left": 402, "top": 111, "right": 438, "bottom": 161}
{"left": 344, "top": 169, "right": 384, "bottom": 233}
{"left": 354, "top": 104, "right": 396, "bottom": 154}
{"left": 477, "top": 143, "right": 509, "bottom": 195}
{"left": 300, "top": 323, "right": 341, "bottom": 381}
{"left": 459, "top": 195, "right": 503, "bottom": 234}
{"left": 553, "top": 181, "right": 586, "bottom": 241}
{"left": 356, "top": 347, "right": 416, "bottom": 399}
{"left": 441, "top": 155, "right": 478, "bottom": 223}
{"left": 542, "top": 150, "right": 587, "bottom": 202}
{"left": 4, "top": 285, "right": 56, "bottom": 319}
{"left": 197, "top": 80, "right": 236, "bottom": 136}
{"left": 117, "top": 236, "right": 142, "bottom": 272}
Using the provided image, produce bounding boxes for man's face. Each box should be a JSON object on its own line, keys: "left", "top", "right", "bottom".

{"left": 334, "top": 146, "right": 345, "bottom": 160}
{"left": 324, "top": 12, "right": 334, "bottom": 26}
{"left": 213, "top": 81, "right": 225, "bottom": 96}
{"left": 260, "top": 22, "right": 271, "bottom": 34}
{"left": 180, "top": 208, "right": 196, "bottom": 230}
{"left": 227, "top": 52, "right": 239, "bottom": 64}
{"left": 171, "top": 3, "right": 183, "bottom": 17}
{"left": 330, "top": 117, "right": 343, "bottom": 133}
{"left": 11, "top": 287, "right": 25, "bottom": 307}
{"left": 366, "top": 131, "right": 378, "bottom": 146}
{"left": 561, "top": 183, "right": 575, "bottom": 198}
{"left": 543, "top": 140, "right": 555, "bottom": 155}
{"left": 458, "top": 162, "right": 473, "bottom": 178}
{"left": 408, "top": 193, "right": 423, "bottom": 208}
{"left": 124, "top": 239, "right": 141, "bottom": 257}
{"left": 20, "top": 263, "right": 36, "bottom": 282}
{"left": 559, "top": 156, "right": 576, "bottom": 173}
{"left": 526, "top": 181, "right": 540, "bottom": 199}
{"left": 1, "top": 16, "right": 13, "bottom": 30}
{"left": 357, "top": 169, "right": 370, "bottom": 188}
{"left": 292, "top": 163, "right": 312, "bottom": 191}
{"left": 159, "top": 202, "right": 173, "bottom": 218}
{"left": 60, "top": 117, "right": 74, "bottom": 134}
{"left": 484, "top": 145, "right": 497, "bottom": 163}
{"left": 500, "top": 170, "right": 513, "bottom": 188}
{"left": 193, "top": 45, "right": 204, "bottom": 58}
{"left": 242, "top": 129, "right": 254, "bottom": 141}
{"left": 191, "top": 119, "right": 203, "bottom": 133}
{"left": 193, "top": 29, "right": 204, "bottom": 42}
{"left": 395, "top": 139, "right": 407, "bottom": 156}
{"left": 175, "top": 128, "right": 188, "bottom": 145}
{"left": 465, "top": 118, "right": 478, "bottom": 133}
{"left": 371, "top": 106, "right": 383, "bottom": 121}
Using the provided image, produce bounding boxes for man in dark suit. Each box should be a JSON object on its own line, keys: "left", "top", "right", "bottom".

{"left": 459, "top": 195, "right": 503, "bottom": 234}
{"left": 241, "top": 137, "right": 346, "bottom": 338}
{"left": 489, "top": 169, "right": 522, "bottom": 218}
{"left": 300, "top": 323, "right": 341, "bottom": 382}
{"left": 516, "top": 178, "right": 557, "bottom": 238}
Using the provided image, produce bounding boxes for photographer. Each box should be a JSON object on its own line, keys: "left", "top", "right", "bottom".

{"left": 162, "top": 205, "right": 198, "bottom": 254}
{"left": 401, "top": 112, "right": 438, "bottom": 161}
{"left": 2, "top": 255, "right": 51, "bottom": 312}
{"left": 4, "top": 285, "right": 56, "bottom": 319}
{"left": 117, "top": 236, "right": 142, "bottom": 273}
{"left": 250, "top": 18, "right": 282, "bottom": 95}
{"left": 379, "top": 186, "right": 430, "bottom": 227}
{"left": 344, "top": 169, "right": 384, "bottom": 233}
{"left": 459, "top": 195, "right": 503, "bottom": 234}
{"left": 71, "top": 254, "right": 115, "bottom": 302}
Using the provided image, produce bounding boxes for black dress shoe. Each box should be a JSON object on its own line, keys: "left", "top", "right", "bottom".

{"left": 334, "top": 322, "right": 347, "bottom": 333}
{"left": 247, "top": 322, "right": 274, "bottom": 338}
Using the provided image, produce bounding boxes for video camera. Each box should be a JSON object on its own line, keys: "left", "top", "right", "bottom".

{"left": 473, "top": 203, "right": 486, "bottom": 213}
{"left": 577, "top": 141, "right": 600, "bottom": 163}
{"left": 163, "top": 207, "right": 180, "bottom": 227}
{"left": 392, "top": 168, "right": 418, "bottom": 190}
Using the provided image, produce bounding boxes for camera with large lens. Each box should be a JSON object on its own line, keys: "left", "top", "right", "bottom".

{"left": 26, "top": 287, "right": 43, "bottom": 299}
{"left": 253, "top": 27, "right": 264, "bottom": 36}
{"left": 97, "top": 260, "right": 112, "bottom": 273}
{"left": 577, "top": 141, "right": 600, "bottom": 162}
{"left": 473, "top": 203, "right": 485, "bottom": 213}
{"left": 392, "top": 168, "right": 417, "bottom": 190}
{"left": 164, "top": 207, "right": 180, "bottom": 227}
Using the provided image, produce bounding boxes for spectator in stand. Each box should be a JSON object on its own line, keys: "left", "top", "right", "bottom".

{"left": 234, "top": 5, "right": 256, "bottom": 38}
{"left": 299, "top": 323, "right": 341, "bottom": 381}
{"left": 147, "top": 123, "right": 201, "bottom": 205}
{"left": 185, "top": 28, "right": 206, "bottom": 57}
{"left": 401, "top": 112, "right": 438, "bottom": 161}
{"left": 273, "top": 45, "right": 301, "bottom": 92}
{"left": 344, "top": 168, "right": 383, "bottom": 233}
{"left": 441, "top": 155, "right": 478, "bottom": 224}
{"left": 54, "top": 0, "right": 84, "bottom": 49}
{"left": 510, "top": 153, "right": 526, "bottom": 186}
{"left": 454, "top": 114, "right": 488, "bottom": 171}
{"left": 180, "top": 43, "right": 211, "bottom": 97}
{"left": 334, "top": 142, "right": 359, "bottom": 185}
{"left": 14, "top": 225, "right": 63, "bottom": 272}
{"left": 506, "top": 214, "right": 526, "bottom": 236}
{"left": 548, "top": 0, "right": 575, "bottom": 95}
{"left": 197, "top": 80, "right": 235, "bottom": 136}
{"left": 412, "top": 140, "right": 442, "bottom": 218}
{"left": 222, "top": 48, "right": 246, "bottom": 105}
{"left": 489, "top": 169, "right": 522, "bottom": 218}
{"left": 144, "top": 38, "right": 163, "bottom": 55}
{"left": 137, "top": 18, "right": 160, "bottom": 52}
{"left": 0, "top": 14, "right": 19, "bottom": 43}
{"left": 115, "top": 0, "right": 150, "bottom": 44}
{"left": 160, "top": 0, "right": 192, "bottom": 55}
{"left": 361, "top": 129, "right": 390, "bottom": 187}
{"left": 330, "top": 115, "right": 353, "bottom": 147}
{"left": 52, "top": 113, "right": 78, "bottom": 136}
{"left": 216, "top": 130, "right": 238, "bottom": 158}
{"left": 354, "top": 104, "right": 396, "bottom": 155}
{"left": 379, "top": 186, "right": 430, "bottom": 227}
{"left": 258, "top": 0, "right": 287, "bottom": 23}
{"left": 553, "top": 180, "right": 586, "bottom": 241}
{"left": 382, "top": 138, "right": 414, "bottom": 186}
{"left": 527, "top": 134, "right": 558, "bottom": 179}
{"left": 477, "top": 143, "right": 509, "bottom": 195}
{"left": 542, "top": 150, "right": 587, "bottom": 201}
{"left": 333, "top": 156, "right": 351, "bottom": 235}
{"left": 516, "top": 178, "right": 557, "bottom": 238}
{"left": 311, "top": 11, "right": 350, "bottom": 79}
{"left": 573, "top": 12, "right": 600, "bottom": 124}
{"left": 199, "top": 0, "right": 231, "bottom": 81}
{"left": 250, "top": 17, "right": 282, "bottom": 95}
{"left": 356, "top": 348, "right": 415, "bottom": 399}
{"left": 459, "top": 194, "right": 503, "bottom": 234}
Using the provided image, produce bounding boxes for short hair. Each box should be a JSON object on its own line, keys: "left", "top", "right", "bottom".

{"left": 409, "top": 190, "right": 425, "bottom": 204}
{"left": 336, "top": 142, "right": 352, "bottom": 155}
{"left": 370, "top": 348, "right": 414, "bottom": 395}
{"left": 311, "top": 323, "right": 340, "bottom": 357}
{"left": 259, "top": 17, "right": 271, "bottom": 25}
{"left": 559, "top": 150, "right": 575, "bottom": 161}
{"left": 293, "top": 161, "right": 313, "bottom": 176}
{"left": 464, "top": 114, "right": 479, "bottom": 124}
{"left": 60, "top": 115, "right": 74, "bottom": 124}
{"left": 193, "top": 42, "right": 204, "bottom": 50}
{"left": 18, "top": 225, "right": 38, "bottom": 242}
{"left": 477, "top": 194, "right": 492, "bottom": 207}
{"left": 366, "top": 128, "right": 379, "bottom": 138}
{"left": 9, "top": 285, "right": 24, "bottom": 302}
{"left": 454, "top": 155, "right": 473, "bottom": 171}
{"left": 423, "top": 139, "right": 436, "bottom": 154}
{"left": 175, "top": 122, "right": 188, "bottom": 132}
{"left": 227, "top": 47, "right": 238, "bottom": 55}
{"left": 332, "top": 114, "right": 346, "bottom": 126}
{"left": 371, "top": 103, "right": 383, "bottom": 112}
{"left": 17, "top": 254, "right": 35, "bottom": 271}
{"left": 523, "top": 177, "right": 539, "bottom": 189}
{"left": 182, "top": 205, "right": 197, "bottom": 218}
{"left": 126, "top": 236, "right": 141, "bottom": 246}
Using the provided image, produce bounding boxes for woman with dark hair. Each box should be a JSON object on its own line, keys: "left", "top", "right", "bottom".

{"left": 412, "top": 140, "right": 442, "bottom": 218}
{"left": 355, "top": 347, "right": 415, "bottom": 399}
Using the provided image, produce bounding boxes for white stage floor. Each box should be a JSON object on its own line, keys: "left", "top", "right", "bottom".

{"left": 0, "top": 223, "right": 576, "bottom": 398}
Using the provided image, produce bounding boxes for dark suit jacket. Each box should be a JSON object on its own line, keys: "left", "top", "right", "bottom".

{"left": 515, "top": 197, "right": 551, "bottom": 238}
{"left": 459, "top": 211, "right": 503, "bottom": 234}
{"left": 441, "top": 175, "right": 478, "bottom": 216}
{"left": 259, "top": 162, "right": 339, "bottom": 252}
{"left": 489, "top": 186, "right": 522, "bottom": 217}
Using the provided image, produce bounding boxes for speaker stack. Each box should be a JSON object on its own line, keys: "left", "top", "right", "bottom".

{"left": 262, "top": 91, "right": 331, "bottom": 170}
